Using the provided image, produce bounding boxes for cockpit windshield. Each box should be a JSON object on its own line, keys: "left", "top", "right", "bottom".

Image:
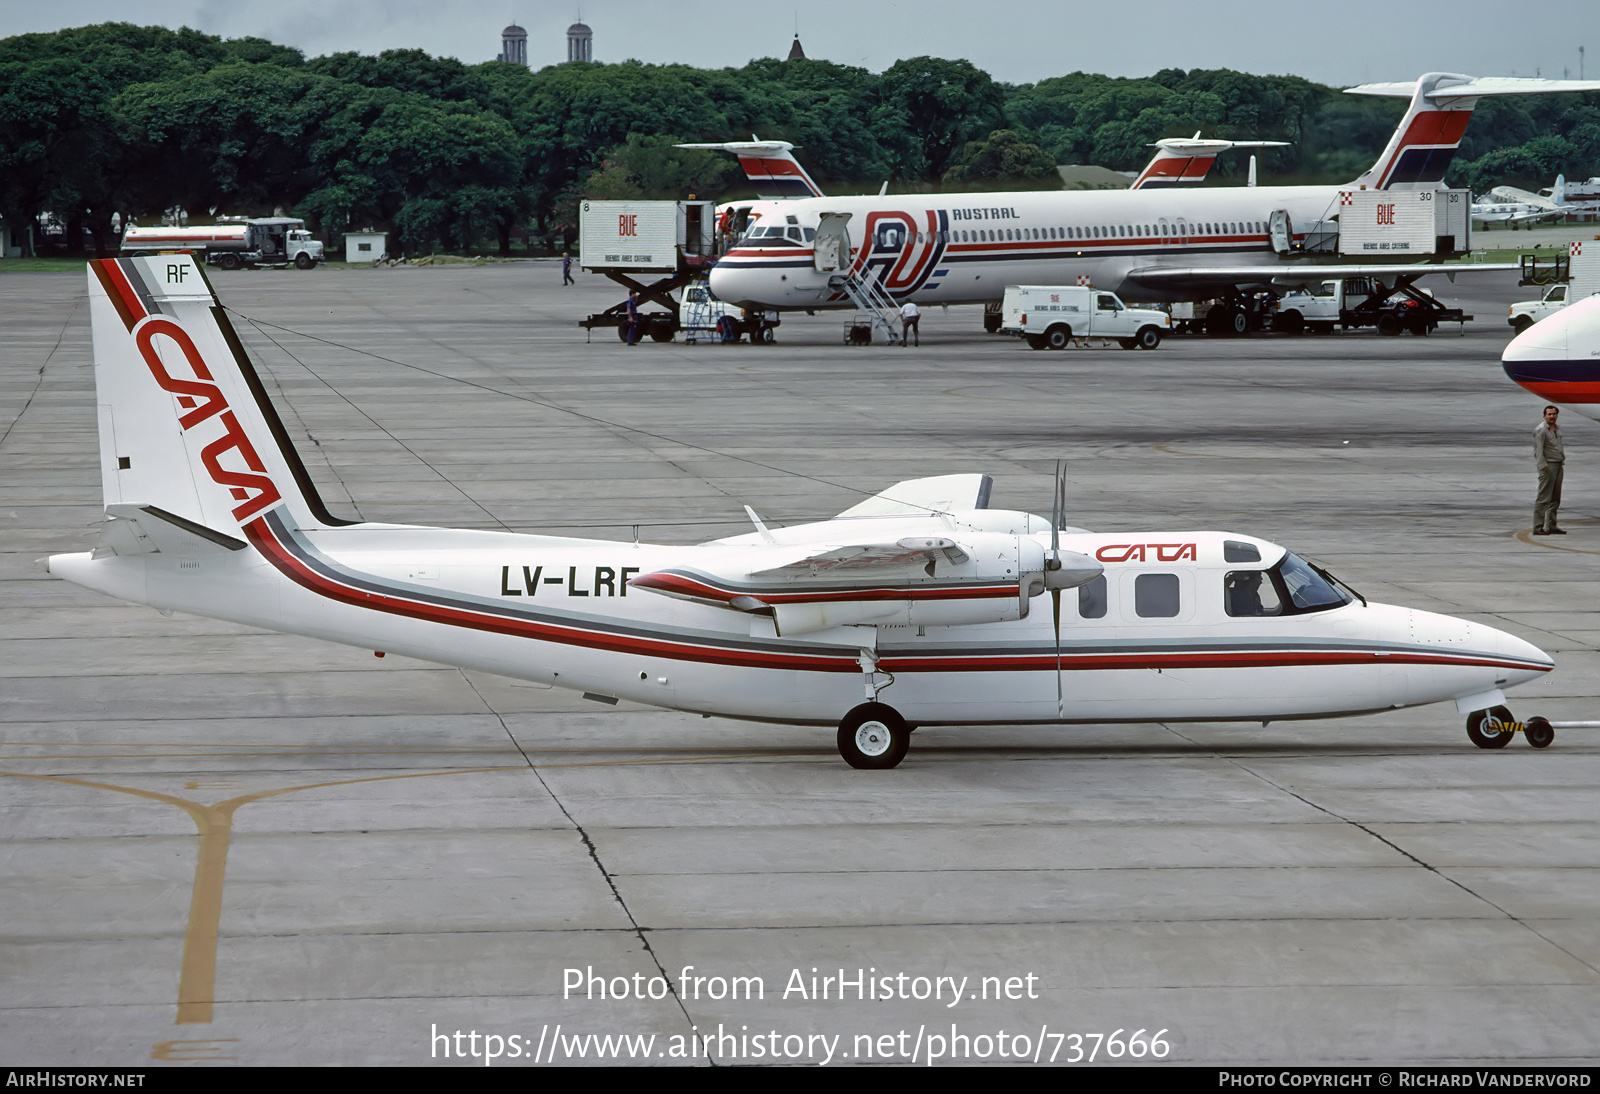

{"left": 1276, "top": 553, "right": 1350, "bottom": 612}
{"left": 737, "top": 224, "right": 815, "bottom": 247}
{"left": 1224, "top": 552, "right": 1351, "bottom": 618}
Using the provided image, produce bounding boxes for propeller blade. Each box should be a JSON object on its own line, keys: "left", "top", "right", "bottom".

{"left": 1051, "top": 460, "right": 1065, "bottom": 718}
{"left": 1050, "top": 460, "right": 1064, "bottom": 556}
{"left": 1052, "top": 586, "right": 1063, "bottom": 719}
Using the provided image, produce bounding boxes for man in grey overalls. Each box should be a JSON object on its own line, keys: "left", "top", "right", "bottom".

{"left": 1533, "top": 405, "right": 1566, "bottom": 535}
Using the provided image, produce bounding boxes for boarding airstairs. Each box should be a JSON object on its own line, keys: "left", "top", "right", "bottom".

{"left": 814, "top": 211, "right": 901, "bottom": 345}
{"left": 830, "top": 267, "right": 902, "bottom": 345}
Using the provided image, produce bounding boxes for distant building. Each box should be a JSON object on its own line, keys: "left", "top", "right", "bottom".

{"left": 499, "top": 24, "right": 528, "bottom": 67}
{"left": 787, "top": 35, "right": 805, "bottom": 61}
{"left": 567, "top": 22, "right": 593, "bottom": 62}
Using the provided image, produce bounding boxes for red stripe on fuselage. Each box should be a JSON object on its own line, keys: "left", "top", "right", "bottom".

{"left": 243, "top": 517, "right": 860, "bottom": 673}
{"left": 1509, "top": 380, "right": 1600, "bottom": 404}
{"left": 243, "top": 517, "right": 1545, "bottom": 681}
{"left": 883, "top": 649, "right": 1544, "bottom": 673}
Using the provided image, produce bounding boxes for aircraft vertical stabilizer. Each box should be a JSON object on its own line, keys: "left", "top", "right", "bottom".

{"left": 674, "top": 140, "right": 824, "bottom": 198}
{"left": 85, "top": 255, "right": 356, "bottom": 540}
{"left": 1346, "top": 74, "right": 1600, "bottom": 191}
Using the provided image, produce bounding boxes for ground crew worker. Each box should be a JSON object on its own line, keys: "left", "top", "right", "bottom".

{"left": 899, "top": 300, "right": 921, "bottom": 347}
{"left": 1533, "top": 404, "right": 1566, "bottom": 535}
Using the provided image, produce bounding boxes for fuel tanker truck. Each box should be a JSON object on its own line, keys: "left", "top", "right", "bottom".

{"left": 120, "top": 218, "right": 324, "bottom": 269}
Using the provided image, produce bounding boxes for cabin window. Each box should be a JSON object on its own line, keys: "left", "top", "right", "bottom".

{"left": 1077, "top": 575, "right": 1107, "bottom": 619}
{"left": 1223, "top": 540, "right": 1261, "bottom": 563}
{"left": 1224, "top": 570, "right": 1284, "bottom": 617}
{"left": 1134, "top": 574, "right": 1180, "bottom": 618}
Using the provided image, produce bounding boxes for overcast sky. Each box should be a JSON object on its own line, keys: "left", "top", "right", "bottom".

{"left": 1, "top": 0, "right": 1594, "bottom": 88}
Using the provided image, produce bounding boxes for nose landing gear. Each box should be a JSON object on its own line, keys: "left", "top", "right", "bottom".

{"left": 1466, "top": 707, "right": 1556, "bottom": 749}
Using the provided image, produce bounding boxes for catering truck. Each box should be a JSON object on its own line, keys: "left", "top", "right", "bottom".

{"left": 120, "top": 218, "right": 324, "bottom": 269}
{"left": 1509, "top": 241, "right": 1600, "bottom": 332}
{"left": 1000, "top": 286, "right": 1169, "bottom": 349}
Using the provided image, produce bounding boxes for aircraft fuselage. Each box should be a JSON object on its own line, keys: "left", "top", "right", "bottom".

{"left": 709, "top": 185, "right": 1350, "bottom": 309}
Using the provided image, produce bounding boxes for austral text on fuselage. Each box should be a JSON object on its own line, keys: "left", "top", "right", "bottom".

{"left": 950, "top": 207, "right": 1021, "bottom": 221}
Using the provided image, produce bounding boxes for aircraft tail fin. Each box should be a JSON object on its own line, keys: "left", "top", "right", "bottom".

{"left": 1346, "top": 74, "right": 1600, "bottom": 191}
{"left": 675, "top": 140, "right": 824, "bottom": 198}
{"left": 1554, "top": 174, "right": 1567, "bottom": 206}
{"left": 1130, "top": 136, "right": 1289, "bottom": 190}
{"left": 85, "top": 256, "right": 357, "bottom": 542}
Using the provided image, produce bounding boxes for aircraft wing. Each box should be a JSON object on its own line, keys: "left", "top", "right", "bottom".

{"left": 1126, "top": 262, "right": 1517, "bottom": 291}
{"left": 1506, "top": 209, "right": 1565, "bottom": 226}
{"left": 833, "top": 473, "right": 993, "bottom": 518}
{"left": 1490, "top": 186, "right": 1548, "bottom": 206}
{"left": 748, "top": 537, "right": 971, "bottom": 578}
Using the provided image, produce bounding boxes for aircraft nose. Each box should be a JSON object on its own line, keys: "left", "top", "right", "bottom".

{"left": 1501, "top": 294, "right": 1600, "bottom": 416}
{"left": 708, "top": 264, "right": 759, "bottom": 309}
{"left": 1485, "top": 623, "right": 1555, "bottom": 685}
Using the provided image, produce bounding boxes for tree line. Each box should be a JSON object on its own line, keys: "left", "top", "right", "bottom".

{"left": 4, "top": 23, "right": 1598, "bottom": 257}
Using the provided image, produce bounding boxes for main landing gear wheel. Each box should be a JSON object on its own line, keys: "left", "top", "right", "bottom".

{"left": 1525, "top": 716, "right": 1555, "bottom": 749}
{"left": 1466, "top": 705, "right": 1516, "bottom": 749}
{"left": 837, "top": 703, "right": 910, "bottom": 770}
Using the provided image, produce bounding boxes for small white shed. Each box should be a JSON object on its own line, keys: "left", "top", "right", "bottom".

{"left": 344, "top": 232, "right": 387, "bottom": 263}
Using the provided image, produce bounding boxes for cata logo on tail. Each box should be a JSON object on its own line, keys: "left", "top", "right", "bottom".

{"left": 95, "top": 258, "right": 283, "bottom": 523}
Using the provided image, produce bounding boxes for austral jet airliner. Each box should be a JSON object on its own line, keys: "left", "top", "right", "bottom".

{"left": 707, "top": 74, "right": 1600, "bottom": 333}
{"left": 49, "top": 255, "right": 1554, "bottom": 766}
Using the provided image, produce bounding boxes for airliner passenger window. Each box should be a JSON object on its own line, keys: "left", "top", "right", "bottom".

{"left": 1078, "top": 575, "right": 1107, "bottom": 619}
{"left": 1135, "top": 574, "right": 1180, "bottom": 618}
{"left": 1224, "top": 571, "right": 1283, "bottom": 617}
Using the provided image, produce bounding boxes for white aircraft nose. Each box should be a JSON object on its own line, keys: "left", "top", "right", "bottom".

{"left": 1485, "top": 623, "right": 1555, "bottom": 686}
{"left": 708, "top": 264, "right": 763, "bottom": 309}
{"left": 1432, "top": 610, "right": 1554, "bottom": 688}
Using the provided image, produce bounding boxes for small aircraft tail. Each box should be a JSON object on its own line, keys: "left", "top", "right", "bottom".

{"left": 675, "top": 140, "right": 824, "bottom": 198}
{"left": 1129, "top": 134, "right": 1288, "bottom": 190}
{"left": 84, "top": 256, "right": 356, "bottom": 542}
{"left": 1346, "top": 74, "right": 1600, "bottom": 191}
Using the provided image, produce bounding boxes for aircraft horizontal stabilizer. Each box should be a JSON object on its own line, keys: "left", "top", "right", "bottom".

{"left": 93, "top": 504, "right": 248, "bottom": 559}
{"left": 1347, "top": 75, "right": 1600, "bottom": 100}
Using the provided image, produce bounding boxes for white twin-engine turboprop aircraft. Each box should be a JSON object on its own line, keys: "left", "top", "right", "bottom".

{"left": 707, "top": 73, "right": 1600, "bottom": 315}
{"left": 51, "top": 256, "right": 1554, "bottom": 766}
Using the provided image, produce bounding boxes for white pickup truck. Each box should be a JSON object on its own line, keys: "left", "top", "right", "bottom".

{"left": 1000, "top": 286, "right": 1169, "bottom": 350}
{"left": 1509, "top": 243, "right": 1599, "bottom": 333}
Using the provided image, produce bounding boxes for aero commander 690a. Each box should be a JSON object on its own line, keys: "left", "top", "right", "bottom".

{"left": 49, "top": 255, "right": 1555, "bottom": 766}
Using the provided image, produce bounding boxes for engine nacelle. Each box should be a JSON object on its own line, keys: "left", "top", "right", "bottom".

{"left": 634, "top": 533, "right": 1103, "bottom": 637}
